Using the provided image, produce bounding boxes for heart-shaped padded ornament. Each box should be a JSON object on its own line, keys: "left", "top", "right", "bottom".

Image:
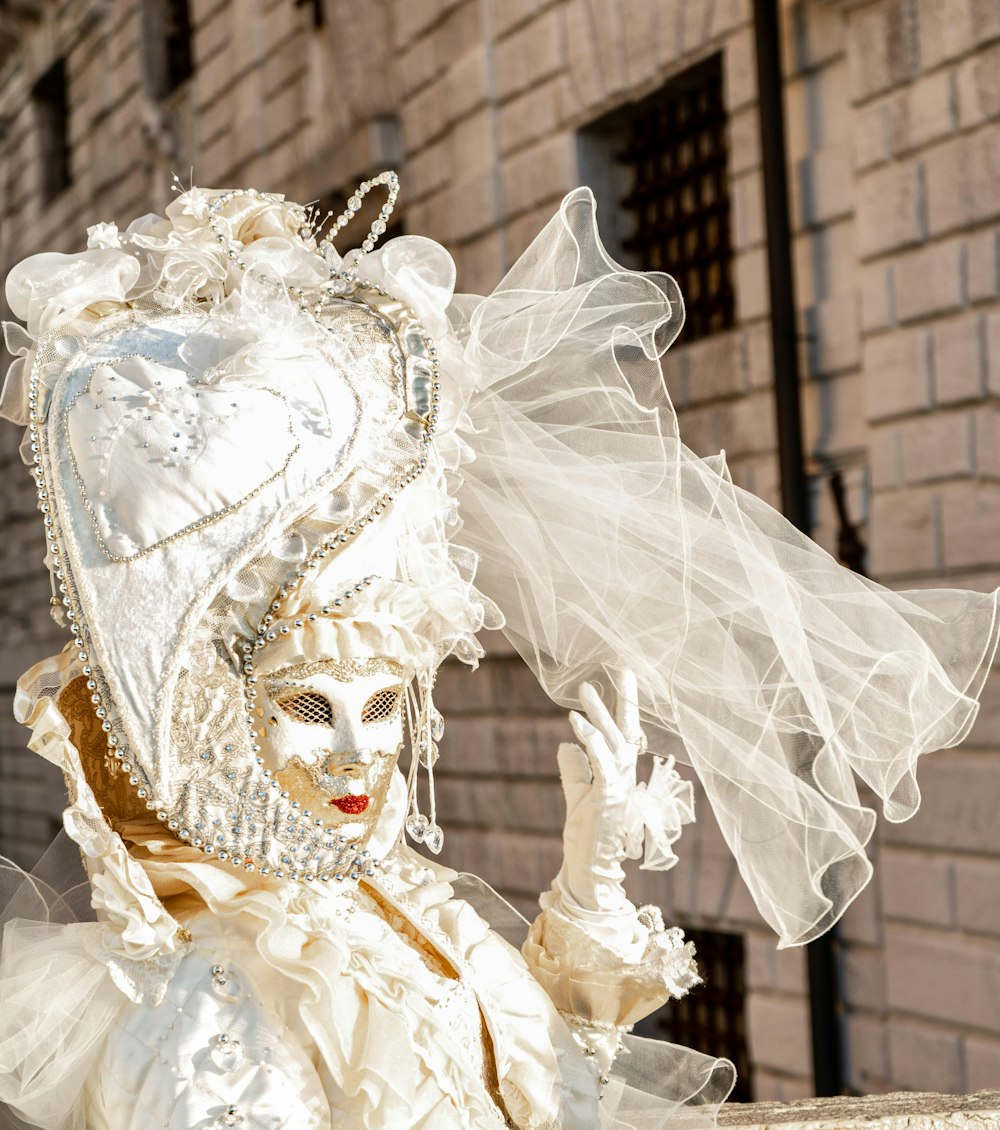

{"left": 65, "top": 352, "right": 354, "bottom": 560}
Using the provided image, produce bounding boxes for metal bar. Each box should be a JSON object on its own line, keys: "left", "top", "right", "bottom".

{"left": 752, "top": 0, "right": 845, "bottom": 1097}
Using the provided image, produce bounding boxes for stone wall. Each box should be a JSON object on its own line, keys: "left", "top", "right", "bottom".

{"left": 0, "top": 0, "right": 998, "bottom": 1104}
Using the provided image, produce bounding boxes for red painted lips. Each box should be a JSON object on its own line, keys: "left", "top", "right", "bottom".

{"left": 329, "top": 794, "right": 370, "bottom": 815}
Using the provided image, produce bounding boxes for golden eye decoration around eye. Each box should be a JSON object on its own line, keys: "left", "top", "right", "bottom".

{"left": 361, "top": 685, "right": 404, "bottom": 726}
{"left": 275, "top": 690, "right": 334, "bottom": 726}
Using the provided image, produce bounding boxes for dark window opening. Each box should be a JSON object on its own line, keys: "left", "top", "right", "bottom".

{"left": 32, "top": 58, "right": 71, "bottom": 203}
{"left": 295, "top": 0, "right": 326, "bottom": 29}
{"left": 579, "top": 54, "right": 736, "bottom": 344}
{"left": 141, "top": 0, "right": 194, "bottom": 99}
{"left": 633, "top": 927, "right": 752, "bottom": 1102}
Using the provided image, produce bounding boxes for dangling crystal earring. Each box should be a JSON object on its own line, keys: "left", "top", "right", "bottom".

{"left": 404, "top": 667, "right": 445, "bottom": 854}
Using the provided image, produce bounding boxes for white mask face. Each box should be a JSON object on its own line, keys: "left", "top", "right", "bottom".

{"left": 258, "top": 657, "right": 406, "bottom": 841}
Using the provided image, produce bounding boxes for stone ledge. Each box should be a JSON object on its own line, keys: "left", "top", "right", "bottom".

{"left": 717, "top": 1090, "right": 1000, "bottom": 1129}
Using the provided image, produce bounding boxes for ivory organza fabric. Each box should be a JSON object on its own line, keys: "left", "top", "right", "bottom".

{"left": 0, "top": 183, "right": 997, "bottom": 1129}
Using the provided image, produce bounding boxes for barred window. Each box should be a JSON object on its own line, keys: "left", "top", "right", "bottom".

{"left": 579, "top": 54, "right": 735, "bottom": 344}
{"left": 32, "top": 58, "right": 71, "bottom": 204}
{"left": 141, "top": 0, "right": 194, "bottom": 99}
{"left": 634, "top": 927, "right": 752, "bottom": 1102}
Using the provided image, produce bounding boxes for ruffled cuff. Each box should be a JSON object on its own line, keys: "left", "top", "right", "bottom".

{"left": 522, "top": 889, "right": 700, "bottom": 1032}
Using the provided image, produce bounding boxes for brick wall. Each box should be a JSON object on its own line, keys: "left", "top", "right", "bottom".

{"left": 1, "top": 0, "right": 999, "bottom": 1103}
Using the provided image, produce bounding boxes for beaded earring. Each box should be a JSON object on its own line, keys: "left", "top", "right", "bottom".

{"left": 403, "top": 667, "right": 445, "bottom": 854}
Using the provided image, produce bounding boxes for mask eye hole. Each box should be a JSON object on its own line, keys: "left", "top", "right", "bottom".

{"left": 361, "top": 685, "right": 403, "bottom": 726}
{"left": 275, "top": 690, "right": 334, "bottom": 726}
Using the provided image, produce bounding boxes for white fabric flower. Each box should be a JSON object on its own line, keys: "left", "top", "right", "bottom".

{"left": 87, "top": 221, "right": 121, "bottom": 250}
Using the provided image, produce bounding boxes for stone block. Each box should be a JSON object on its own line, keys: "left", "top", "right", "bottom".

{"left": 499, "top": 132, "right": 576, "bottom": 218}
{"left": 445, "top": 44, "right": 489, "bottom": 122}
{"left": 972, "top": 402, "right": 1000, "bottom": 478}
{"left": 881, "top": 847, "right": 956, "bottom": 926}
{"left": 917, "top": 0, "right": 1000, "bottom": 70}
{"left": 407, "top": 137, "right": 452, "bottom": 201}
{"left": 925, "top": 126, "right": 1000, "bottom": 237}
{"left": 967, "top": 1037, "right": 1000, "bottom": 1092}
{"left": 732, "top": 170, "right": 764, "bottom": 250}
{"left": 746, "top": 994, "right": 813, "bottom": 1077}
{"left": 796, "top": 143, "right": 854, "bottom": 230}
{"left": 857, "top": 160, "right": 925, "bottom": 259}
{"left": 957, "top": 41, "right": 1000, "bottom": 129}
{"left": 497, "top": 78, "right": 560, "bottom": 156}
{"left": 968, "top": 228, "right": 1000, "bottom": 302}
{"left": 676, "top": 329, "right": 749, "bottom": 404}
{"left": 846, "top": 0, "right": 919, "bottom": 103}
{"left": 803, "top": 292, "right": 862, "bottom": 377}
{"left": 786, "top": 0, "right": 845, "bottom": 72}
{"left": 263, "top": 82, "right": 303, "bottom": 149}
{"left": 679, "top": 1, "right": 712, "bottom": 53}
{"left": 735, "top": 245, "right": 770, "bottom": 322}
{"left": 393, "top": 0, "right": 441, "bottom": 52}
{"left": 955, "top": 856, "right": 1000, "bottom": 936}
{"left": 725, "top": 25, "right": 757, "bottom": 112}
{"left": 843, "top": 945, "right": 889, "bottom": 1011}
{"left": 890, "top": 69, "right": 958, "bottom": 156}
{"left": 940, "top": 480, "right": 1000, "bottom": 568}
{"left": 654, "top": 0, "right": 683, "bottom": 66}
{"left": 869, "top": 423, "right": 902, "bottom": 491}
{"left": 933, "top": 313, "right": 988, "bottom": 404}
{"left": 564, "top": 0, "right": 609, "bottom": 112}
{"left": 401, "top": 32, "right": 441, "bottom": 97}
{"left": 710, "top": 0, "right": 750, "bottom": 40}
{"left": 729, "top": 106, "right": 761, "bottom": 176}
{"left": 723, "top": 390, "right": 778, "bottom": 459}
{"left": 494, "top": 7, "right": 564, "bottom": 102}
{"left": 899, "top": 411, "right": 974, "bottom": 484}
{"left": 400, "top": 78, "right": 447, "bottom": 154}
{"left": 888, "top": 1021, "right": 965, "bottom": 1094}
{"left": 492, "top": 0, "right": 538, "bottom": 40}
{"left": 860, "top": 263, "right": 896, "bottom": 333}
{"left": 622, "top": 0, "right": 659, "bottom": 89}
{"left": 869, "top": 486, "right": 940, "bottom": 576}
{"left": 845, "top": 1015, "right": 890, "bottom": 1092}
{"left": 886, "top": 923, "right": 1000, "bottom": 1030}
{"left": 449, "top": 105, "right": 496, "bottom": 175}
{"left": 988, "top": 310, "right": 1000, "bottom": 395}
{"left": 884, "top": 751, "right": 1000, "bottom": 852}
{"left": 855, "top": 101, "right": 892, "bottom": 172}
{"left": 747, "top": 930, "right": 808, "bottom": 996}
{"left": 863, "top": 327, "right": 933, "bottom": 422}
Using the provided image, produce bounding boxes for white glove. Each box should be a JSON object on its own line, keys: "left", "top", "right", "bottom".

{"left": 551, "top": 672, "right": 645, "bottom": 937}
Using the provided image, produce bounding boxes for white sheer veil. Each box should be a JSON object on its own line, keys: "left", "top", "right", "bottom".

{"left": 441, "top": 187, "right": 999, "bottom": 948}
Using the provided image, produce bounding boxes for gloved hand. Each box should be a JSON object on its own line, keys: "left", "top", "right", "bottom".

{"left": 552, "top": 671, "right": 644, "bottom": 924}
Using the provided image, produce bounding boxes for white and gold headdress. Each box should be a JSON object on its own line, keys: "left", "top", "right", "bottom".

{"left": 3, "top": 174, "right": 486, "bottom": 882}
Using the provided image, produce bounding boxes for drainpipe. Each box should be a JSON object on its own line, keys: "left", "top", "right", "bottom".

{"left": 751, "top": 0, "right": 845, "bottom": 1098}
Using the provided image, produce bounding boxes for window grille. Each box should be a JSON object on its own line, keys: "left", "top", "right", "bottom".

{"left": 635, "top": 926, "right": 752, "bottom": 1101}
{"left": 581, "top": 54, "right": 735, "bottom": 344}
{"left": 141, "top": 0, "right": 194, "bottom": 99}
{"left": 32, "top": 58, "right": 71, "bottom": 203}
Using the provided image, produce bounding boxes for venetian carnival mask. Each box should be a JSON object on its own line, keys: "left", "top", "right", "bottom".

{"left": 258, "top": 656, "right": 406, "bottom": 835}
